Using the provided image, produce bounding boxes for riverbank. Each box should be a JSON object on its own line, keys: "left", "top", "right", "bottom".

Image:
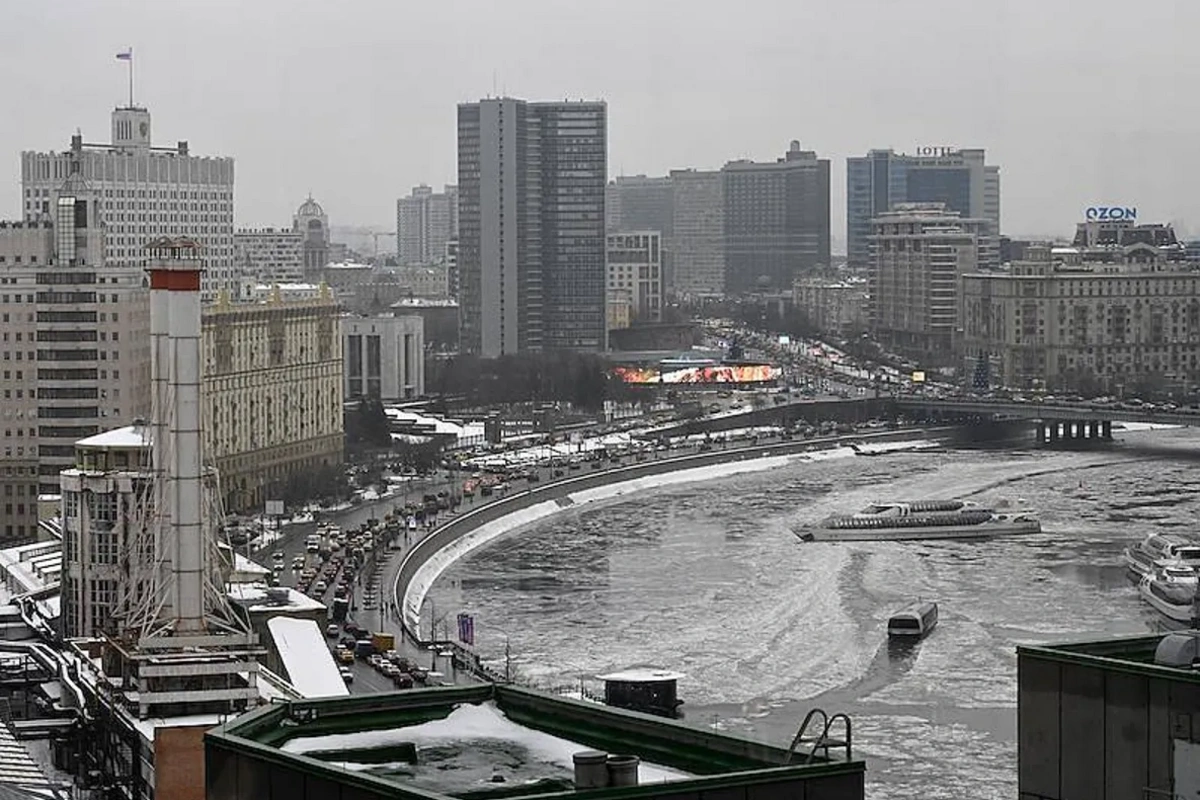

{"left": 391, "top": 425, "right": 956, "bottom": 648}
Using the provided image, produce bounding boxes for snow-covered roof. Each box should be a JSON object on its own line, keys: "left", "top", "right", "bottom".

{"left": 75, "top": 425, "right": 150, "bottom": 449}
{"left": 231, "top": 553, "right": 270, "bottom": 577}
{"left": 385, "top": 407, "right": 486, "bottom": 445}
{"left": 228, "top": 583, "right": 326, "bottom": 614}
{"left": 252, "top": 282, "right": 320, "bottom": 291}
{"left": 0, "top": 542, "right": 62, "bottom": 594}
{"left": 266, "top": 617, "right": 349, "bottom": 699}
{"left": 596, "top": 668, "right": 686, "bottom": 683}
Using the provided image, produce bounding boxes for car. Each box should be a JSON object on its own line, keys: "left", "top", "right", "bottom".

{"left": 272, "top": 551, "right": 285, "bottom": 562}
{"left": 340, "top": 667, "right": 354, "bottom": 684}
{"left": 336, "top": 649, "right": 354, "bottom": 665}
{"left": 315, "top": 580, "right": 328, "bottom": 593}
{"left": 326, "top": 623, "right": 340, "bottom": 638}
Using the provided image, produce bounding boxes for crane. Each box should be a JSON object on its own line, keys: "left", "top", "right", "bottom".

{"left": 369, "top": 231, "right": 397, "bottom": 259}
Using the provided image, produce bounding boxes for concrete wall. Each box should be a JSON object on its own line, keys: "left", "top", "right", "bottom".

{"left": 394, "top": 425, "right": 951, "bottom": 645}
{"left": 1018, "top": 641, "right": 1200, "bottom": 799}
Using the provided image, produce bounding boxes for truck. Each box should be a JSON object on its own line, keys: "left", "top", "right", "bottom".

{"left": 371, "top": 632, "right": 395, "bottom": 654}
{"left": 330, "top": 597, "right": 349, "bottom": 624}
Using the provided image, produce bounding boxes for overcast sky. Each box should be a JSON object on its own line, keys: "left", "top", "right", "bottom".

{"left": 1, "top": 1, "right": 1198, "bottom": 247}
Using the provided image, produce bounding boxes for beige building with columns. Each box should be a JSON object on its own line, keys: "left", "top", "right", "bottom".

{"left": 201, "top": 286, "right": 343, "bottom": 513}
{"left": 958, "top": 231, "right": 1200, "bottom": 393}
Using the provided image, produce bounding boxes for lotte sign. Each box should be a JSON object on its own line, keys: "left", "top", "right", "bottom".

{"left": 1085, "top": 206, "right": 1137, "bottom": 221}
{"left": 915, "top": 146, "right": 957, "bottom": 157}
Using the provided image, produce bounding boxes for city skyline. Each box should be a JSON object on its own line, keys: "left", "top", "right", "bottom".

{"left": 2, "top": 2, "right": 1199, "bottom": 245}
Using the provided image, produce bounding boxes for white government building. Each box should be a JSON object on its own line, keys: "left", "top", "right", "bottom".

{"left": 21, "top": 105, "right": 237, "bottom": 301}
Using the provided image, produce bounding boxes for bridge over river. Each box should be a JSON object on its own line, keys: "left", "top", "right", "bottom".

{"left": 892, "top": 397, "right": 1200, "bottom": 443}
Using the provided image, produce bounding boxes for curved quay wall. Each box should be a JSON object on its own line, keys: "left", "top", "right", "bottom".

{"left": 391, "top": 426, "right": 954, "bottom": 652}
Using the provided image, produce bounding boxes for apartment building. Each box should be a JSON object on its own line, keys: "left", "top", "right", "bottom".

{"left": 868, "top": 203, "right": 996, "bottom": 359}
{"left": 959, "top": 224, "right": 1200, "bottom": 392}
{"left": 0, "top": 175, "right": 149, "bottom": 543}
{"left": 234, "top": 228, "right": 304, "bottom": 284}
{"left": 606, "top": 231, "right": 663, "bottom": 324}
{"left": 201, "top": 288, "right": 343, "bottom": 512}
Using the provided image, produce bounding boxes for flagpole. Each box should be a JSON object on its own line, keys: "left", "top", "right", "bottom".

{"left": 128, "top": 47, "right": 134, "bottom": 107}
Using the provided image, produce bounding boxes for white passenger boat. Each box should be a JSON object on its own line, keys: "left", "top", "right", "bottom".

{"left": 795, "top": 500, "right": 1041, "bottom": 542}
{"left": 1138, "top": 571, "right": 1199, "bottom": 623}
{"left": 887, "top": 601, "right": 938, "bottom": 639}
{"left": 1123, "top": 533, "right": 1200, "bottom": 580}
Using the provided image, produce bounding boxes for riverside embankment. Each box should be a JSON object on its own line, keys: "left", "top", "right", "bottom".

{"left": 391, "top": 425, "right": 955, "bottom": 649}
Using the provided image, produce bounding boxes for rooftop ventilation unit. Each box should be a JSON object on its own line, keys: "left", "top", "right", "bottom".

{"left": 1154, "top": 630, "right": 1200, "bottom": 668}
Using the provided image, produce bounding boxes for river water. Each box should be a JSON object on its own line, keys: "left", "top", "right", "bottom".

{"left": 427, "top": 426, "right": 1200, "bottom": 799}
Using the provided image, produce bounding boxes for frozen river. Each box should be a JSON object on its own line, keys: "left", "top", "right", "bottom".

{"left": 427, "top": 426, "right": 1198, "bottom": 798}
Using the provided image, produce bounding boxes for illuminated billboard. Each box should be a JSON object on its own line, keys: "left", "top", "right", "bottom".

{"left": 612, "top": 363, "right": 781, "bottom": 385}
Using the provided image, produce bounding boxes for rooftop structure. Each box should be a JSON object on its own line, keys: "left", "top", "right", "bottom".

{"left": 89, "top": 237, "right": 262, "bottom": 723}
{"left": 206, "top": 684, "right": 864, "bottom": 800}
{"left": 264, "top": 616, "right": 348, "bottom": 699}
{"left": 1017, "top": 633, "right": 1200, "bottom": 799}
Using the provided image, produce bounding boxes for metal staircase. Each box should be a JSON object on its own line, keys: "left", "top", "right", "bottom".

{"left": 784, "top": 708, "right": 853, "bottom": 764}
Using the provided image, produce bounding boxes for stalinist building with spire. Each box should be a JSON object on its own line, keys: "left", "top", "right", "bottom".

{"left": 20, "top": 105, "right": 238, "bottom": 301}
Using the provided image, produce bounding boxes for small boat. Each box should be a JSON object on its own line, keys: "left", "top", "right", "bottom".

{"left": 887, "top": 601, "right": 939, "bottom": 639}
{"left": 796, "top": 500, "right": 1041, "bottom": 542}
{"left": 1139, "top": 573, "right": 1199, "bottom": 623}
{"left": 1123, "top": 534, "right": 1200, "bottom": 580}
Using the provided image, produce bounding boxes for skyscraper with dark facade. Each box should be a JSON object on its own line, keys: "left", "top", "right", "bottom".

{"left": 457, "top": 98, "right": 607, "bottom": 357}
{"left": 721, "top": 141, "right": 830, "bottom": 294}
{"left": 846, "top": 147, "right": 1000, "bottom": 268}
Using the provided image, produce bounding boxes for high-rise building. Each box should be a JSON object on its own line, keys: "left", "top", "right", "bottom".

{"left": 0, "top": 170, "right": 150, "bottom": 543}
{"left": 606, "top": 176, "right": 674, "bottom": 293}
{"left": 457, "top": 97, "right": 607, "bottom": 357}
{"left": 21, "top": 106, "right": 237, "bottom": 301}
{"left": 606, "top": 231, "right": 663, "bottom": 325}
{"left": 868, "top": 203, "right": 997, "bottom": 358}
{"left": 342, "top": 314, "right": 426, "bottom": 401}
{"left": 294, "top": 196, "right": 329, "bottom": 278}
{"left": 722, "top": 141, "right": 830, "bottom": 295}
{"left": 234, "top": 227, "right": 304, "bottom": 284}
{"left": 670, "top": 169, "right": 725, "bottom": 298}
{"left": 847, "top": 147, "right": 1000, "bottom": 268}
{"left": 396, "top": 184, "right": 458, "bottom": 266}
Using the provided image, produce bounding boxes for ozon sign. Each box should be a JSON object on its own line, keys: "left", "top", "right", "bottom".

{"left": 1086, "top": 206, "right": 1137, "bottom": 221}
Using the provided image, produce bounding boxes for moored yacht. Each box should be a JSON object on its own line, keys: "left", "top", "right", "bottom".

{"left": 1138, "top": 569, "right": 1200, "bottom": 623}
{"left": 1123, "top": 533, "right": 1200, "bottom": 580}
{"left": 796, "top": 500, "right": 1041, "bottom": 542}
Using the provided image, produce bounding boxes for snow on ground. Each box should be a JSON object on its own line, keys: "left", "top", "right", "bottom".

{"left": 404, "top": 501, "right": 562, "bottom": 633}
{"left": 281, "top": 701, "right": 689, "bottom": 783}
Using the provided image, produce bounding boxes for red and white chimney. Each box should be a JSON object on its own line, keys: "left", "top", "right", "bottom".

{"left": 146, "top": 238, "right": 206, "bottom": 634}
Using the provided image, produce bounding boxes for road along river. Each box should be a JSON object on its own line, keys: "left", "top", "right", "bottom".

{"left": 424, "top": 425, "right": 1197, "bottom": 799}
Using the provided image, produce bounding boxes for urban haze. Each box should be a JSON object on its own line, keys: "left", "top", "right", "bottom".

{"left": 0, "top": 3, "right": 1200, "bottom": 800}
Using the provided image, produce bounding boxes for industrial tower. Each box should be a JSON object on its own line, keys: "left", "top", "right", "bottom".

{"left": 101, "top": 238, "right": 262, "bottom": 721}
